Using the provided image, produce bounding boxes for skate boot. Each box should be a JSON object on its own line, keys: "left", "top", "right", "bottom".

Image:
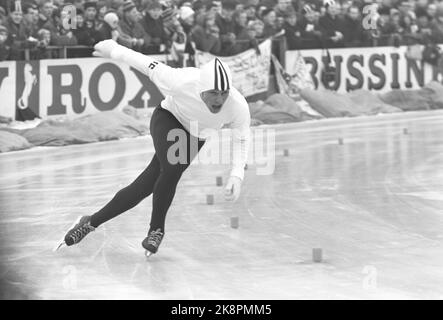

{"left": 53, "top": 216, "right": 95, "bottom": 251}
{"left": 142, "top": 228, "right": 164, "bottom": 257}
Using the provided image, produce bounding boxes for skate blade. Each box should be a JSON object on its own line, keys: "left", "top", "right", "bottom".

{"left": 53, "top": 241, "right": 66, "bottom": 252}
{"left": 53, "top": 216, "right": 81, "bottom": 252}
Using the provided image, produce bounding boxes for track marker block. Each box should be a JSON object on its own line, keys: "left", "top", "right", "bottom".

{"left": 230, "top": 217, "right": 239, "bottom": 229}
{"left": 313, "top": 248, "right": 323, "bottom": 263}
{"left": 206, "top": 194, "right": 214, "bottom": 205}
{"left": 216, "top": 176, "right": 223, "bottom": 186}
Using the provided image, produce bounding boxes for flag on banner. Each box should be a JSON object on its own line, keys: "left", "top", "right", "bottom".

{"left": 272, "top": 54, "right": 321, "bottom": 117}
{"left": 272, "top": 52, "right": 314, "bottom": 99}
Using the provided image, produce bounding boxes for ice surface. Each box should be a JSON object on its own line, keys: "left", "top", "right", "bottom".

{"left": 1, "top": 110, "right": 443, "bottom": 299}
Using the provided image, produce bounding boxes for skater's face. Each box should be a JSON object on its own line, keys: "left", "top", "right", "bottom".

{"left": 200, "top": 89, "right": 230, "bottom": 113}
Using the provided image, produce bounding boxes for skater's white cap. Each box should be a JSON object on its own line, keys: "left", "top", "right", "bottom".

{"left": 198, "top": 58, "right": 232, "bottom": 93}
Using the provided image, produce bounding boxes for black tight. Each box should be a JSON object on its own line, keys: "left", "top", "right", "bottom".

{"left": 90, "top": 106, "right": 205, "bottom": 232}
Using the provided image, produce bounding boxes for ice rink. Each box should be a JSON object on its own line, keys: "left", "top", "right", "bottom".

{"left": 1, "top": 110, "right": 443, "bottom": 299}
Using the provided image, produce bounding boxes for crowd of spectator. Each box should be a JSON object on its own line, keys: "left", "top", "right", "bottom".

{"left": 0, "top": 0, "right": 443, "bottom": 61}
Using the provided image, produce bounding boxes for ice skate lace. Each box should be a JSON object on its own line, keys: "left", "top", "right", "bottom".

{"left": 147, "top": 229, "right": 164, "bottom": 247}
{"left": 70, "top": 223, "right": 95, "bottom": 244}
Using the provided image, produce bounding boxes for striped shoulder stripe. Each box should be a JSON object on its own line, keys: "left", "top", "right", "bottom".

{"left": 214, "top": 58, "right": 230, "bottom": 91}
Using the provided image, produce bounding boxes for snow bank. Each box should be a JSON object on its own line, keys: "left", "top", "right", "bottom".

{"left": 0, "top": 131, "right": 32, "bottom": 153}
{"left": 249, "top": 93, "right": 321, "bottom": 124}
{"left": 0, "top": 110, "right": 149, "bottom": 151}
{"left": 20, "top": 111, "right": 149, "bottom": 147}
{"left": 300, "top": 89, "right": 401, "bottom": 117}
{"left": 379, "top": 81, "right": 443, "bottom": 111}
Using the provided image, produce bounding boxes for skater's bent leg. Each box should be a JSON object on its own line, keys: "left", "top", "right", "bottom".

{"left": 90, "top": 155, "right": 161, "bottom": 227}
{"left": 148, "top": 138, "right": 205, "bottom": 232}
{"left": 149, "top": 167, "right": 184, "bottom": 231}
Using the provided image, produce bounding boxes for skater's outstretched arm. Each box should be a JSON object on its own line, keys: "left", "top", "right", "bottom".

{"left": 93, "top": 39, "right": 180, "bottom": 95}
{"left": 224, "top": 93, "right": 251, "bottom": 202}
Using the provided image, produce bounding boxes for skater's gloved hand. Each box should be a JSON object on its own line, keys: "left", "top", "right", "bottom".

{"left": 93, "top": 39, "right": 120, "bottom": 59}
{"left": 224, "top": 176, "right": 242, "bottom": 202}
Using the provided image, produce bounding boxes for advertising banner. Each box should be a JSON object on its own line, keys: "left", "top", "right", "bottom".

{"left": 0, "top": 55, "right": 167, "bottom": 121}
{"left": 286, "top": 45, "right": 443, "bottom": 93}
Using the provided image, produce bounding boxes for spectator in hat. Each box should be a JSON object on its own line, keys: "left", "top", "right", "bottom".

{"left": 119, "top": 0, "right": 151, "bottom": 52}
{"left": 261, "top": 8, "right": 278, "bottom": 38}
{"left": 140, "top": 0, "right": 170, "bottom": 53}
{"left": 177, "top": 2, "right": 196, "bottom": 58}
{"left": 214, "top": 0, "right": 235, "bottom": 35}
{"left": 298, "top": 3, "right": 322, "bottom": 49}
{"left": 244, "top": 2, "right": 257, "bottom": 23}
{"left": 318, "top": 0, "right": 345, "bottom": 48}
{"left": 84, "top": 1, "right": 98, "bottom": 26}
{"left": 160, "top": 0, "right": 178, "bottom": 37}
{"left": 82, "top": 1, "right": 102, "bottom": 45}
{"left": 5, "top": 0, "right": 28, "bottom": 60}
{"left": 178, "top": 4, "right": 194, "bottom": 34}
{"left": 415, "top": 7, "right": 432, "bottom": 40}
